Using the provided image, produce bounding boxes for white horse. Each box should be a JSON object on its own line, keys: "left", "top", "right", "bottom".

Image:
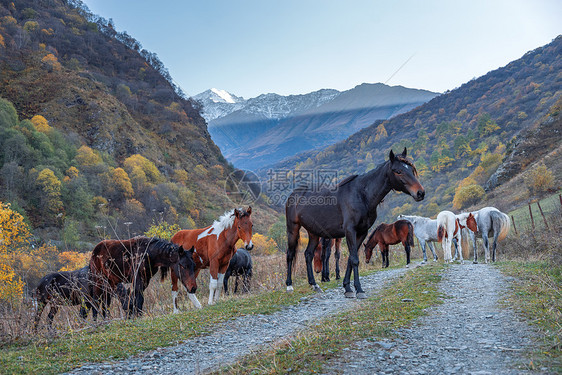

{"left": 468, "top": 207, "right": 510, "bottom": 263}
{"left": 397, "top": 214, "right": 439, "bottom": 263}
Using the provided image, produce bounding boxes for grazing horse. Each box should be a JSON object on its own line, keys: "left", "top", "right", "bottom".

{"left": 468, "top": 207, "right": 510, "bottom": 263}
{"left": 286, "top": 148, "right": 424, "bottom": 298}
{"left": 364, "top": 220, "right": 414, "bottom": 268}
{"left": 397, "top": 214, "right": 440, "bottom": 263}
{"left": 90, "top": 237, "right": 196, "bottom": 318}
{"left": 437, "top": 211, "right": 477, "bottom": 263}
{"left": 33, "top": 266, "right": 129, "bottom": 331}
{"left": 167, "top": 207, "right": 254, "bottom": 311}
{"left": 223, "top": 248, "right": 253, "bottom": 294}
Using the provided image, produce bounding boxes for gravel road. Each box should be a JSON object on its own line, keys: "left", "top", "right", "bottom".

{"left": 68, "top": 267, "right": 408, "bottom": 374}
{"left": 321, "top": 263, "right": 541, "bottom": 375}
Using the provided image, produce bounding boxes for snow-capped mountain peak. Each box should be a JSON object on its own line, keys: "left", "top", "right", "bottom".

{"left": 209, "top": 88, "right": 240, "bottom": 104}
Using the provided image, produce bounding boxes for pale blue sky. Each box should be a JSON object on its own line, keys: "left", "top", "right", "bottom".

{"left": 83, "top": 0, "right": 561, "bottom": 99}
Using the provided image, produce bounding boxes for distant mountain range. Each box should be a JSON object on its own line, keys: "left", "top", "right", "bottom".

{"left": 194, "top": 84, "right": 438, "bottom": 170}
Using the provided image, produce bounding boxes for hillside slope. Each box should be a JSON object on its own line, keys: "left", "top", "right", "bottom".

{"left": 0, "top": 0, "right": 278, "bottom": 239}
{"left": 266, "top": 36, "right": 562, "bottom": 220}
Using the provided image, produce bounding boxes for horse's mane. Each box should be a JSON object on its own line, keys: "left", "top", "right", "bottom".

{"left": 197, "top": 209, "right": 237, "bottom": 240}
{"left": 337, "top": 174, "right": 358, "bottom": 187}
{"left": 136, "top": 236, "right": 178, "bottom": 256}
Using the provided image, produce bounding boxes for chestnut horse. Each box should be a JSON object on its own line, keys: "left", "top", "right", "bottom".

{"left": 167, "top": 207, "right": 254, "bottom": 311}
{"left": 364, "top": 220, "right": 414, "bottom": 268}
{"left": 313, "top": 238, "right": 342, "bottom": 282}
{"left": 89, "top": 237, "right": 196, "bottom": 318}
{"left": 286, "top": 148, "right": 424, "bottom": 298}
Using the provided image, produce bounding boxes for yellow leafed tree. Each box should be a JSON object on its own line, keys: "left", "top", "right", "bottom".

{"left": 0, "top": 202, "right": 30, "bottom": 302}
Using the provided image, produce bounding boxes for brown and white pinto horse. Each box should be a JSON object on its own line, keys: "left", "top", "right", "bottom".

{"left": 437, "top": 211, "right": 477, "bottom": 263}
{"left": 313, "top": 238, "right": 342, "bottom": 282}
{"left": 364, "top": 220, "right": 414, "bottom": 268}
{"left": 167, "top": 207, "right": 254, "bottom": 311}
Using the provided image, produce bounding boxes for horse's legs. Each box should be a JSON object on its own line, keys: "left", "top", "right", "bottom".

{"left": 285, "top": 222, "right": 300, "bottom": 292}
{"left": 223, "top": 268, "right": 232, "bottom": 295}
{"left": 452, "top": 238, "right": 459, "bottom": 262}
{"left": 321, "top": 238, "right": 331, "bottom": 282}
{"left": 428, "top": 241, "right": 438, "bottom": 261}
{"left": 492, "top": 233, "right": 499, "bottom": 262}
{"left": 171, "top": 270, "right": 181, "bottom": 314}
{"left": 215, "top": 272, "right": 226, "bottom": 303}
{"left": 304, "top": 234, "right": 321, "bottom": 292}
{"left": 384, "top": 245, "right": 390, "bottom": 268}
{"left": 482, "top": 236, "right": 490, "bottom": 263}
{"left": 233, "top": 274, "right": 239, "bottom": 294}
{"left": 345, "top": 230, "right": 366, "bottom": 298}
{"left": 471, "top": 232, "right": 478, "bottom": 264}
{"left": 404, "top": 242, "right": 411, "bottom": 267}
{"left": 334, "top": 240, "right": 341, "bottom": 280}
{"left": 456, "top": 235, "right": 464, "bottom": 264}
{"left": 420, "top": 240, "right": 428, "bottom": 263}
{"left": 46, "top": 305, "right": 58, "bottom": 328}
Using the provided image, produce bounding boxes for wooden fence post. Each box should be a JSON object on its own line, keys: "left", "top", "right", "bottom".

{"left": 537, "top": 201, "right": 549, "bottom": 230}
{"left": 511, "top": 215, "right": 518, "bottom": 235}
{"left": 528, "top": 203, "right": 535, "bottom": 231}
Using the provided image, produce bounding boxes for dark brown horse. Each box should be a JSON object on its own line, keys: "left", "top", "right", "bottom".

{"left": 364, "top": 220, "right": 414, "bottom": 268}
{"left": 313, "top": 238, "right": 342, "bottom": 282}
{"left": 286, "top": 148, "right": 424, "bottom": 298}
{"left": 33, "top": 266, "right": 129, "bottom": 331}
{"left": 89, "top": 237, "right": 196, "bottom": 318}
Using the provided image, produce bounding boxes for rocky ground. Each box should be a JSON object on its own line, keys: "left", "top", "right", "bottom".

{"left": 68, "top": 267, "right": 409, "bottom": 374}
{"left": 321, "top": 263, "right": 542, "bottom": 375}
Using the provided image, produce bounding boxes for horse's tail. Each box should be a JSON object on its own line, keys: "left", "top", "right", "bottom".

{"left": 493, "top": 211, "right": 511, "bottom": 241}
{"left": 406, "top": 222, "right": 415, "bottom": 247}
{"left": 437, "top": 224, "right": 445, "bottom": 242}
{"left": 160, "top": 266, "right": 169, "bottom": 282}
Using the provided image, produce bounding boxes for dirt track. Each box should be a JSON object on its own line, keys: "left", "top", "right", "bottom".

{"left": 68, "top": 263, "right": 540, "bottom": 374}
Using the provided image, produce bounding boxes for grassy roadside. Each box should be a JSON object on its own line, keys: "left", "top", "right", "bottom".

{"left": 0, "top": 281, "right": 318, "bottom": 375}
{"left": 497, "top": 261, "right": 562, "bottom": 372}
{"left": 215, "top": 263, "right": 444, "bottom": 374}
{"left": 0, "top": 262, "right": 401, "bottom": 375}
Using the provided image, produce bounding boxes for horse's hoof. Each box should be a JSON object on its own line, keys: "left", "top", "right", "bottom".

{"left": 433, "top": 258, "right": 438, "bottom": 262}
{"left": 344, "top": 291, "right": 356, "bottom": 298}
{"left": 312, "top": 284, "right": 322, "bottom": 293}
{"left": 286, "top": 286, "right": 294, "bottom": 293}
{"left": 173, "top": 309, "right": 180, "bottom": 314}
{"left": 406, "top": 264, "right": 410, "bottom": 268}
{"left": 356, "top": 292, "right": 368, "bottom": 299}
{"left": 421, "top": 260, "right": 426, "bottom": 264}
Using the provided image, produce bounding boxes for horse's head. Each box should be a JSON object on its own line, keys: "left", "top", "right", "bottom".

{"left": 234, "top": 207, "right": 254, "bottom": 250}
{"left": 388, "top": 148, "right": 425, "bottom": 202}
{"left": 466, "top": 213, "right": 478, "bottom": 233}
{"left": 364, "top": 234, "right": 376, "bottom": 264}
{"left": 175, "top": 246, "right": 198, "bottom": 294}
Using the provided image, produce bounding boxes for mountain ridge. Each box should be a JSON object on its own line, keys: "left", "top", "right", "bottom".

{"left": 197, "top": 83, "right": 438, "bottom": 170}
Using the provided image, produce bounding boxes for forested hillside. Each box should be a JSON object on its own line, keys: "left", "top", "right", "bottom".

{"left": 0, "top": 0, "right": 277, "bottom": 244}
{"left": 267, "top": 36, "right": 561, "bottom": 220}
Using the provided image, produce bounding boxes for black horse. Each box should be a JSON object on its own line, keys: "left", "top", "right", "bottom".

{"left": 223, "top": 248, "right": 253, "bottom": 294}
{"left": 285, "top": 148, "right": 424, "bottom": 298}
{"left": 33, "top": 266, "right": 129, "bottom": 331}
